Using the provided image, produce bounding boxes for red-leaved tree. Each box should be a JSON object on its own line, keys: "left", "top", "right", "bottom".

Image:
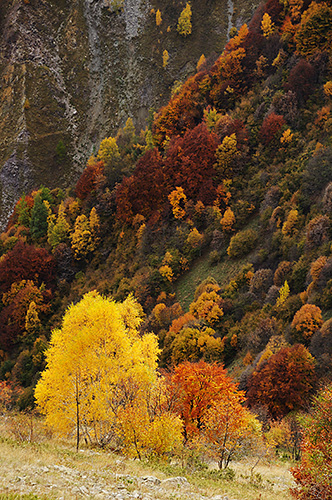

{"left": 247, "top": 344, "right": 316, "bottom": 419}
{"left": 0, "top": 240, "right": 55, "bottom": 294}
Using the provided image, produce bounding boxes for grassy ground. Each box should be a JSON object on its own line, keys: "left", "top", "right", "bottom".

{"left": 0, "top": 413, "right": 294, "bottom": 500}
{"left": 175, "top": 251, "right": 249, "bottom": 311}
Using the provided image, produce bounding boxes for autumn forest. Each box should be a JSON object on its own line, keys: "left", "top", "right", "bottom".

{"left": 1, "top": 0, "right": 332, "bottom": 499}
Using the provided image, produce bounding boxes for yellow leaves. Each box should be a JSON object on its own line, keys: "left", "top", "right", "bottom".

{"left": 155, "top": 8, "right": 162, "bottom": 26}
{"left": 276, "top": 280, "right": 290, "bottom": 307}
{"left": 186, "top": 227, "right": 204, "bottom": 248}
{"left": 159, "top": 264, "right": 174, "bottom": 282}
{"left": 170, "top": 325, "right": 224, "bottom": 365}
{"left": 162, "top": 49, "right": 169, "bottom": 68}
{"left": 265, "top": 419, "right": 292, "bottom": 452}
{"left": 177, "top": 2, "right": 192, "bottom": 37}
{"left": 97, "top": 136, "right": 120, "bottom": 167}
{"left": 168, "top": 187, "right": 187, "bottom": 219}
{"left": 280, "top": 128, "right": 294, "bottom": 145}
{"left": 215, "top": 134, "right": 238, "bottom": 178}
{"left": 117, "top": 401, "right": 183, "bottom": 459}
{"left": 71, "top": 208, "right": 100, "bottom": 259}
{"left": 282, "top": 209, "right": 299, "bottom": 236}
{"left": 261, "top": 13, "right": 275, "bottom": 38}
{"left": 220, "top": 207, "right": 236, "bottom": 233}
{"left": 190, "top": 290, "right": 224, "bottom": 325}
{"left": 324, "top": 81, "right": 332, "bottom": 97}
{"left": 203, "top": 107, "right": 221, "bottom": 132}
{"left": 35, "top": 292, "right": 162, "bottom": 449}
{"left": 197, "top": 54, "right": 206, "bottom": 72}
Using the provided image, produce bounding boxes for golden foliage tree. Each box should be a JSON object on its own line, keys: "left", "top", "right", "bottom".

{"left": 177, "top": 3, "right": 192, "bottom": 36}
{"left": 197, "top": 54, "right": 206, "bottom": 72}
{"left": 97, "top": 136, "right": 120, "bottom": 167}
{"left": 220, "top": 207, "right": 236, "bottom": 232}
{"left": 261, "top": 13, "right": 275, "bottom": 37}
{"left": 71, "top": 208, "right": 100, "bottom": 259}
{"left": 291, "top": 304, "right": 323, "bottom": 343}
{"left": 168, "top": 187, "right": 187, "bottom": 219}
{"left": 35, "top": 292, "right": 182, "bottom": 455}
{"left": 162, "top": 49, "right": 169, "bottom": 68}
{"left": 189, "top": 288, "right": 224, "bottom": 326}
{"left": 156, "top": 9, "right": 162, "bottom": 26}
{"left": 215, "top": 134, "right": 238, "bottom": 178}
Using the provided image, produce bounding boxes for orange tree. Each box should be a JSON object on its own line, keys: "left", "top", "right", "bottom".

{"left": 291, "top": 384, "right": 332, "bottom": 500}
{"left": 166, "top": 360, "right": 260, "bottom": 468}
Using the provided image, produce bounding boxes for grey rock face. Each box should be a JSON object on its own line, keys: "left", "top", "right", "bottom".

{"left": 0, "top": 0, "right": 258, "bottom": 229}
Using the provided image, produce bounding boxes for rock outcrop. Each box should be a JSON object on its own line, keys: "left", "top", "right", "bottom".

{"left": 0, "top": 0, "right": 257, "bottom": 228}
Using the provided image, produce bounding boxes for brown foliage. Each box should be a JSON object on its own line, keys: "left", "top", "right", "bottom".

{"left": 75, "top": 160, "right": 104, "bottom": 200}
{"left": 284, "top": 59, "right": 316, "bottom": 105}
{"left": 247, "top": 344, "right": 316, "bottom": 419}
{"left": 0, "top": 240, "right": 55, "bottom": 295}
{"left": 259, "top": 112, "right": 285, "bottom": 146}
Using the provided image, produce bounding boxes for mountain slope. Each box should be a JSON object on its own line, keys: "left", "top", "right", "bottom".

{"left": 0, "top": 0, "right": 257, "bottom": 229}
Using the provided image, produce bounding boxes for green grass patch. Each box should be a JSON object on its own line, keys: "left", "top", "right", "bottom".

{"left": 175, "top": 251, "right": 249, "bottom": 311}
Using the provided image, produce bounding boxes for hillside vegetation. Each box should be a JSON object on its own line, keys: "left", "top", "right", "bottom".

{"left": 1, "top": 0, "right": 332, "bottom": 498}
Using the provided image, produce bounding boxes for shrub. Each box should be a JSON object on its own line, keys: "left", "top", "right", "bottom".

{"left": 291, "top": 384, "right": 332, "bottom": 500}
{"left": 259, "top": 113, "right": 285, "bottom": 147}
{"left": 291, "top": 304, "right": 323, "bottom": 344}
{"left": 227, "top": 229, "right": 258, "bottom": 259}
{"left": 247, "top": 344, "right": 316, "bottom": 420}
{"left": 306, "top": 215, "right": 330, "bottom": 248}
{"left": 249, "top": 269, "right": 273, "bottom": 301}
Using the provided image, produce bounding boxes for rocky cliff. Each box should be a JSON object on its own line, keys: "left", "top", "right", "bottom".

{"left": 0, "top": 0, "right": 257, "bottom": 228}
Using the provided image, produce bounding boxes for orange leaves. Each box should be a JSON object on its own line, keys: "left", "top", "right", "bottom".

{"left": 166, "top": 360, "right": 260, "bottom": 467}
{"left": 167, "top": 360, "right": 235, "bottom": 439}
{"left": 295, "top": 2, "right": 332, "bottom": 57}
{"left": 168, "top": 187, "right": 187, "bottom": 219}
{"left": 291, "top": 304, "right": 323, "bottom": 342}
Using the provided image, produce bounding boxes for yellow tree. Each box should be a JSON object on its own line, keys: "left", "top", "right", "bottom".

{"left": 162, "top": 49, "right": 169, "bottom": 68}
{"left": 261, "top": 13, "right": 275, "bottom": 37}
{"left": 35, "top": 292, "right": 181, "bottom": 456}
{"left": 189, "top": 289, "right": 224, "bottom": 326}
{"left": 70, "top": 208, "right": 100, "bottom": 259}
{"left": 276, "top": 280, "right": 290, "bottom": 307}
{"left": 177, "top": 2, "right": 192, "bottom": 36}
{"left": 24, "top": 300, "right": 41, "bottom": 345}
{"left": 215, "top": 134, "right": 239, "bottom": 178}
{"left": 220, "top": 207, "right": 235, "bottom": 232}
{"left": 168, "top": 187, "right": 187, "bottom": 219}
{"left": 35, "top": 292, "right": 158, "bottom": 450}
{"left": 97, "top": 136, "right": 120, "bottom": 167}
{"left": 197, "top": 54, "right": 206, "bottom": 71}
{"left": 187, "top": 227, "right": 204, "bottom": 249}
{"left": 156, "top": 9, "right": 162, "bottom": 26}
